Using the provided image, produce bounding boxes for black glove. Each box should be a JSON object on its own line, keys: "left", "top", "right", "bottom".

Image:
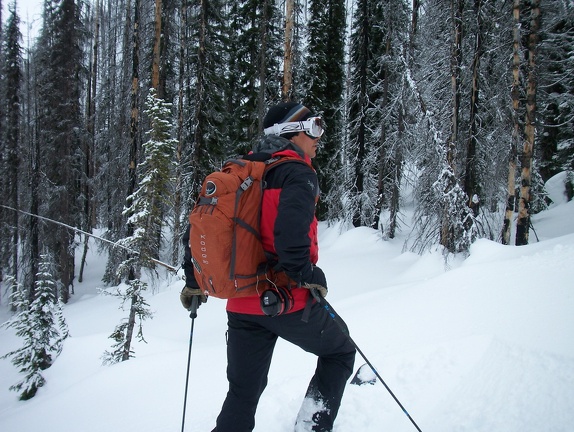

{"left": 303, "top": 265, "right": 328, "bottom": 298}
{"left": 180, "top": 286, "right": 207, "bottom": 310}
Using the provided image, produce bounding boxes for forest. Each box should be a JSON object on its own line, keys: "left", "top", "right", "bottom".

{"left": 0, "top": 0, "right": 573, "bottom": 351}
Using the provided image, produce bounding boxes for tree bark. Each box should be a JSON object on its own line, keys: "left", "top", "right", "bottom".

{"left": 410, "top": 0, "right": 420, "bottom": 61}
{"left": 502, "top": 0, "right": 522, "bottom": 245}
{"left": 172, "top": 0, "right": 187, "bottom": 265}
{"left": 80, "top": 0, "right": 100, "bottom": 282}
{"left": 441, "top": 0, "right": 463, "bottom": 249}
{"left": 282, "top": 0, "right": 295, "bottom": 101}
{"left": 464, "top": 0, "right": 483, "bottom": 201}
{"left": 516, "top": 0, "right": 540, "bottom": 246}
{"left": 152, "top": 0, "right": 163, "bottom": 96}
{"left": 128, "top": 0, "right": 141, "bottom": 281}
{"left": 258, "top": 0, "right": 270, "bottom": 131}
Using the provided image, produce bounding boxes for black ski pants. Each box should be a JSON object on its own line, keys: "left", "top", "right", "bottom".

{"left": 214, "top": 302, "right": 356, "bottom": 432}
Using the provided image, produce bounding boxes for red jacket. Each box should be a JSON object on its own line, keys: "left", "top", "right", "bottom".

{"left": 226, "top": 148, "right": 319, "bottom": 315}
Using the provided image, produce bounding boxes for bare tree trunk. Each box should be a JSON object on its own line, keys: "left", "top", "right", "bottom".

{"left": 152, "top": 0, "right": 163, "bottom": 96}
{"left": 190, "top": 0, "right": 207, "bottom": 195}
{"left": 128, "top": 0, "right": 141, "bottom": 282}
{"left": 282, "top": 0, "right": 294, "bottom": 101}
{"left": 28, "top": 58, "right": 41, "bottom": 306}
{"left": 502, "top": 0, "right": 522, "bottom": 245}
{"left": 80, "top": 0, "right": 100, "bottom": 283}
{"left": 372, "top": 30, "right": 391, "bottom": 231}
{"left": 352, "top": 0, "right": 369, "bottom": 227}
{"left": 0, "top": 0, "right": 3, "bottom": 305}
{"left": 258, "top": 0, "right": 270, "bottom": 131}
{"left": 172, "top": 0, "right": 187, "bottom": 265}
{"left": 410, "top": 0, "right": 420, "bottom": 60}
{"left": 121, "top": 294, "right": 138, "bottom": 361}
{"left": 516, "top": 0, "right": 540, "bottom": 246}
{"left": 464, "top": 0, "right": 483, "bottom": 200}
{"left": 441, "top": 0, "right": 463, "bottom": 249}
{"left": 388, "top": 107, "right": 405, "bottom": 239}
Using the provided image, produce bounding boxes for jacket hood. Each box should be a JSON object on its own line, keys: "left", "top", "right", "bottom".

{"left": 252, "top": 135, "right": 306, "bottom": 159}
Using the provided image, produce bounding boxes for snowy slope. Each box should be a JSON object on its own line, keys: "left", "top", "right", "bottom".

{"left": 1, "top": 175, "right": 573, "bottom": 432}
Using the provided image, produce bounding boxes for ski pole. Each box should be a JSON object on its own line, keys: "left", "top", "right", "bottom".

{"left": 181, "top": 295, "right": 200, "bottom": 432}
{"left": 309, "top": 288, "right": 423, "bottom": 432}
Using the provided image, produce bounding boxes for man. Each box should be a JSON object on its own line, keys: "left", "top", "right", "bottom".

{"left": 181, "top": 102, "right": 356, "bottom": 432}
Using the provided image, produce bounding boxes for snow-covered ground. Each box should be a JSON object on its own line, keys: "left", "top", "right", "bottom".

{"left": 1, "top": 173, "right": 573, "bottom": 432}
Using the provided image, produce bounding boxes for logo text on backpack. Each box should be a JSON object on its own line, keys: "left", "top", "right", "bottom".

{"left": 199, "top": 234, "right": 208, "bottom": 264}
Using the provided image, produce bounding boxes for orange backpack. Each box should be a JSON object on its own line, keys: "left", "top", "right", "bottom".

{"left": 188, "top": 156, "right": 302, "bottom": 299}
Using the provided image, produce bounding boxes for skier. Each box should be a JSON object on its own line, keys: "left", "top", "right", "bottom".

{"left": 181, "top": 102, "right": 356, "bottom": 432}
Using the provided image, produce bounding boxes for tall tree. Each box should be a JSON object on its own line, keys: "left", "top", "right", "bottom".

{"left": 34, "top": 0, "right": 86, "bottom": 302}
{"left": 101, "top": 89, "right": 173, "bottom": 366}
{"left": 408, "top": 0, "right": 486, "bottom": 253}
{"left": 537, "top": 0, "right": 574, "bottom": 179}
{"left": 282, "top": 0, "right": 295, "bottom": 101}
{"left": 304, "top": 0, "right": 346, "bottom": 221}
{"left": 516, "top": 0, "right": 541, "bottom": 246}
{"left": 464, "top": 0, "right": 484, "bottom": 201}
{"left": 1, "top": 3, "right": 22, "bottom": 284}
{"left": 79, "top": 0, "right": 101, "bottom": 282}
{"left": 152, "top": 0, "right": 163, "bottom": 95}
{"left": 368, "top": 0, "right": 411, "bottom": 239}
{"left": 225, "top": 0, "right": 282, "bottom": 155}
{"left": 99, "top": 0, "right": 133, "bottom": 285}
{"left": 346, "top": 0, "right": 376, "bottom": 227}
{"left": 0, "top": 0, "right": 6, "bottom": 288}
{"left": 171, "top": 0, "right": 189, "bottom": 264}
{"left": 127, "top": 88, "right": 176, "bottom": 266}
{"left": 502, "top": 0, "right": 523, "bottom": 245}
{"left": 437, "top": 0, "right": 475, "bottom": 253}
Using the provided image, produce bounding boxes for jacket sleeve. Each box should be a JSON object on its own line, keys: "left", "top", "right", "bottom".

{"left": 182, "top": 224, "right": 200, "bottom": 288}
{"left": 273, "top": 164, "right": 319, "bottom": 284}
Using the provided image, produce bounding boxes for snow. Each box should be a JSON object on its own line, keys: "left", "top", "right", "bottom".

{"left": 1, "top": 174, "right": 574, "bottom": 432}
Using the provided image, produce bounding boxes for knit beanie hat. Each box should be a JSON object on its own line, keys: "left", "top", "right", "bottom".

{"left": 263, "top": 102, "right": 313, "bottom": 132}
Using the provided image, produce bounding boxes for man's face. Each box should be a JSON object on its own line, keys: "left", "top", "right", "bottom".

{"left": 291, "top": 132, "right": 320, "bottom": 159}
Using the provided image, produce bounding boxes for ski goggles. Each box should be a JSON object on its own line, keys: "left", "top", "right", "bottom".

{"left": 263, "top": 116, "right": 324, "bottom": 138}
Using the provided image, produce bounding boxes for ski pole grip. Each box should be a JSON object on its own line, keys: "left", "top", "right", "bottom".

{"left": 188, "top": 295, "right": 200, "bottom": 319}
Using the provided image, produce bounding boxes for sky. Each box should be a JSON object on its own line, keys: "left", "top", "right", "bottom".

{"left": 0, "top": 171, "right": 573, "bottom": 432}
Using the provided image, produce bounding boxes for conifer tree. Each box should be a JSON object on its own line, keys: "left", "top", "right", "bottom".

{"left": 224, "top": 0, "right": 282, "bottom": 156}
{"left": 101, "top": 278, "right": 152, "bottom": 364}
{"left": 101, "top": 89, "right": 171, "bottom": 364}
{"left": 347, "top": 0, "right": 402, "bottom": 227}
{"left": 406, "top": 0, "right": 481, "bottom": 253}
{"left": 100, "top": 0, "right": 139, "bottom": 286}
{"left": 1, "top": 2, "right": 22, "bottom": 283}
{"left": 171, "top": 0, "right": 190, "bottom": 263}
{"left": 0, "top": 0, "right": 4, "bottom": 273}
{"left": 184, "top": 0, "right": 230, "bottom": 203}
{"left": 304, "top": 0, "right": 346, "bottom": 221}
{"left": 123, "top": 88, "right": 176, "bottom": 266}
{"left": 537, "top": 0, "right": 574, "bottom": 179}
{"left": 365, "top": 0, "right": 411, "bottom": 239}
{"left": 0, "top": 277, "right": 43, "bottom": 400}
{"left": 33, "top": 0, "right": 86, "bottom": 302}
{"left": 1, "top": 254, "right": 69, "bottom": 400}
